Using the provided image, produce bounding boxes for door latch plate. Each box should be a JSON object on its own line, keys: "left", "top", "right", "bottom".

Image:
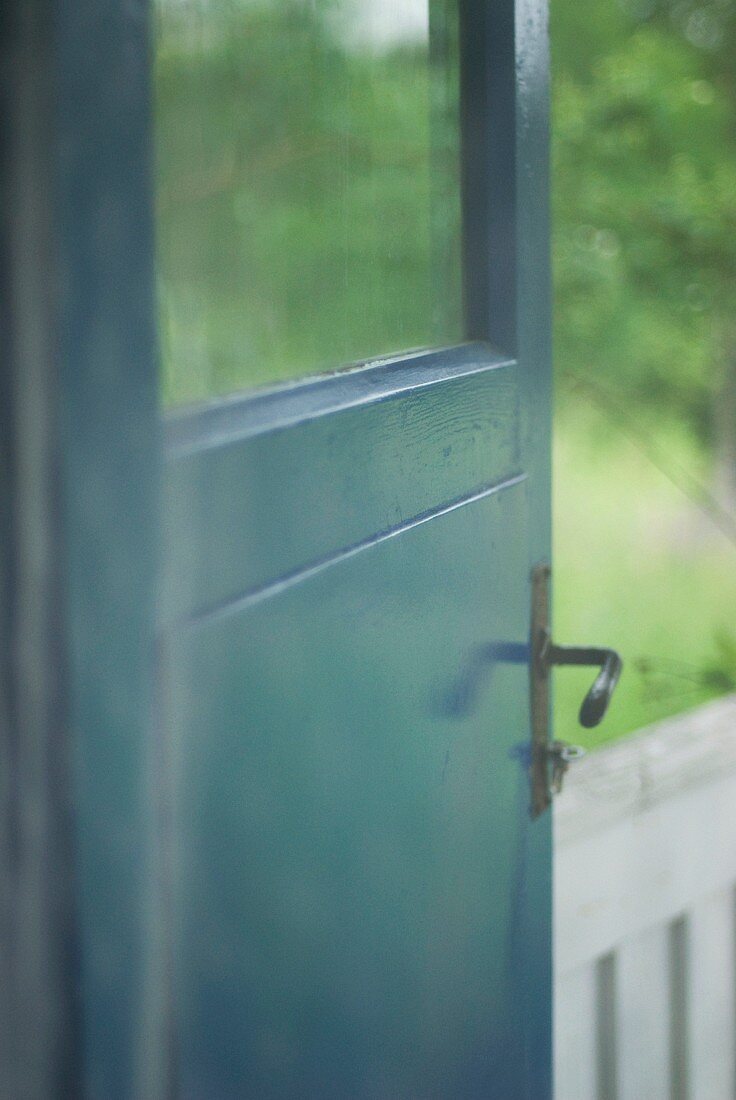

{"left": 529, "top": 563, "right": 622, "bottom": 817}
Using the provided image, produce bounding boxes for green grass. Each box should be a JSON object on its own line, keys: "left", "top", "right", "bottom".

{"left": 553, "top": 413, "right": 736, "bottom": 750}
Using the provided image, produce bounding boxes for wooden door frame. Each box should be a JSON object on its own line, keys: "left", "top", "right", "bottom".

{"left": 0, "top": 2, "right": 160, "bottom": 1096}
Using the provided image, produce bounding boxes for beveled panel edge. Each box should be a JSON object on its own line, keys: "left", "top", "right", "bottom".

{"left": 162, "top": 352, "right": 522, "bottom": 625}
{"left": 186, "top": 471, "right": 528, "bottom": 630}
{"left": 165, "top": 342, "right": 512, "bottom": 457}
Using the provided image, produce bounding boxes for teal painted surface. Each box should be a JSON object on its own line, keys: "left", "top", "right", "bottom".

{"left": 164, "top": 347, "right": 518, "bottom": 623}
{"left": 4, "top": 0, "right": 550, "bottom": 1094}
{"left": 3, "top": 2, "right": 162, "bottom": 1094}
{"left": 160, "top": 0, "right": 552, "bottom": 1095}
{"left": 52, "top": 2, "right": 161, "bottom": 1096}
{"left": 169, "top": 480, "right": 542, "bottom": 1097}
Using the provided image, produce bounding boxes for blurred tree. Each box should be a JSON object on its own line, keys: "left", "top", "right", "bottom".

{"left": 157, "top": 0, "right": 736, "bottom": 500}
{"left": 553, "top": 0, "right": 736, "bottom": 503}
{"left": 156, "top": 0, "right": 462, "bottom": 403}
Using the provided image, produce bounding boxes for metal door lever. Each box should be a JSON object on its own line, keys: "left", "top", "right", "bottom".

{"left": 539, "top": 634, "right": 623, "bottom": 729}
{"left": 529, "top": 564, "right": 623, "bottom": 816}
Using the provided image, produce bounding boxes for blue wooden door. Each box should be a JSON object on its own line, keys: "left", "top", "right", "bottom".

{"left": 1, "top": 0, "right": 552, "bottom": 1096}
{"left": 158, "top": 1, "right": 552, "bottom": 1097}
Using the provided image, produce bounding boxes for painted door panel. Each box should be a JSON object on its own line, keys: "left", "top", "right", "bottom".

{"left": 163, "top": 347, "right": 517, "bottom": 623}
{"left": 158, "top": 0, "right": 553, "bottom": 1094}
{"left": 170, "top": 480, "right": 539, "bottom": 1098}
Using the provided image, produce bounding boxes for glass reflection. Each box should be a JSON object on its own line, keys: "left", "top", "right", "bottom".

{"left": 155, "top": 0, "right": 462, "bottom": 405}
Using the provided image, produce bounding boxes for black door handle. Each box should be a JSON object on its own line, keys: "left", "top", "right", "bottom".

{"left": 541, "top": 636, "right": 623, "bottom": 728}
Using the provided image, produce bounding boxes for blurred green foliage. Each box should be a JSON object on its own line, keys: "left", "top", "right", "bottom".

{"left": 553, "top": 0, "right": 736, "bottom": 744}
{"left": 553, "top": 422, "right": 736, "bottom": 748}
{"left": 156, "top": 1, "right": 462, "bottom": 404}
{"left": 553, "top": 0, "right": 736, "bottom": 443}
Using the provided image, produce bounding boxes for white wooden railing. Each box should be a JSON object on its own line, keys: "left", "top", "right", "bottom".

{"left": 554, "top": 695, "right": 736, "bottom": 1100}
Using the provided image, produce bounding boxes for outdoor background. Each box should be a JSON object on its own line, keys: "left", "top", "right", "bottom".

{"left": 156, "top": 0, "right": 736, "bottom": 751}
{"left": 553, "top": 0, "right": 736, "bottom": 748}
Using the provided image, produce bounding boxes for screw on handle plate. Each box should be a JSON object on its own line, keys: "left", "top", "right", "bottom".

{"left": 548, "top": 740, "right": 586, "bottom": 795}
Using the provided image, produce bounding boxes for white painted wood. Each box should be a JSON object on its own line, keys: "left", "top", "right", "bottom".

{"left": 615, "top": 925, "right": 672, "bottom": 1100}
{"left": 668, "top": 917, "right": 688, "bottom": 1100}
{"left": 686, "top": 888, "right": 736, "bottom": 1100}
{"left": 554, "top": 695, "right": 736, "bottom": 1099}
{"left": 555, "top": 695, "right": 736, "bottom": 846}
{"left": 555, "top": 770, "right": 736, "bottom": 975}
{"left": 554, "top": 964, "right": 597, "bottom": 1100}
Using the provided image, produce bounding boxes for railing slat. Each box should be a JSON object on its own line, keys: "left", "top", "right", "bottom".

{"left": 554, "top": 964, "right": 597, "bottom": 1100}
{"left": 616, "top": 925, "right": 671, "bottom": 1099}
{"left": 686, "top": 888, "right": 736, "bottom": 1100}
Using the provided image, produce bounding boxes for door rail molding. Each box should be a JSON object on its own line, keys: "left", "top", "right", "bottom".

{"left": 184, "top": 472, "right": 528, "bottom": 629}
{"left": 163, "top": 356, "right": 523, "bottom": 624}
{"left": 166, "top": 343, "right": 513, "bottom": 457}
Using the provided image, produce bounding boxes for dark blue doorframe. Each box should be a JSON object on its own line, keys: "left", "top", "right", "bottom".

{"left": 0, "top": 2, "right": 159, "bottom": 1096}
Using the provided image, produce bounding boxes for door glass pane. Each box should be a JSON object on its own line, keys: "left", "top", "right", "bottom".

{"left": 155, "top": 0, "right": 462, "bottom": 406}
